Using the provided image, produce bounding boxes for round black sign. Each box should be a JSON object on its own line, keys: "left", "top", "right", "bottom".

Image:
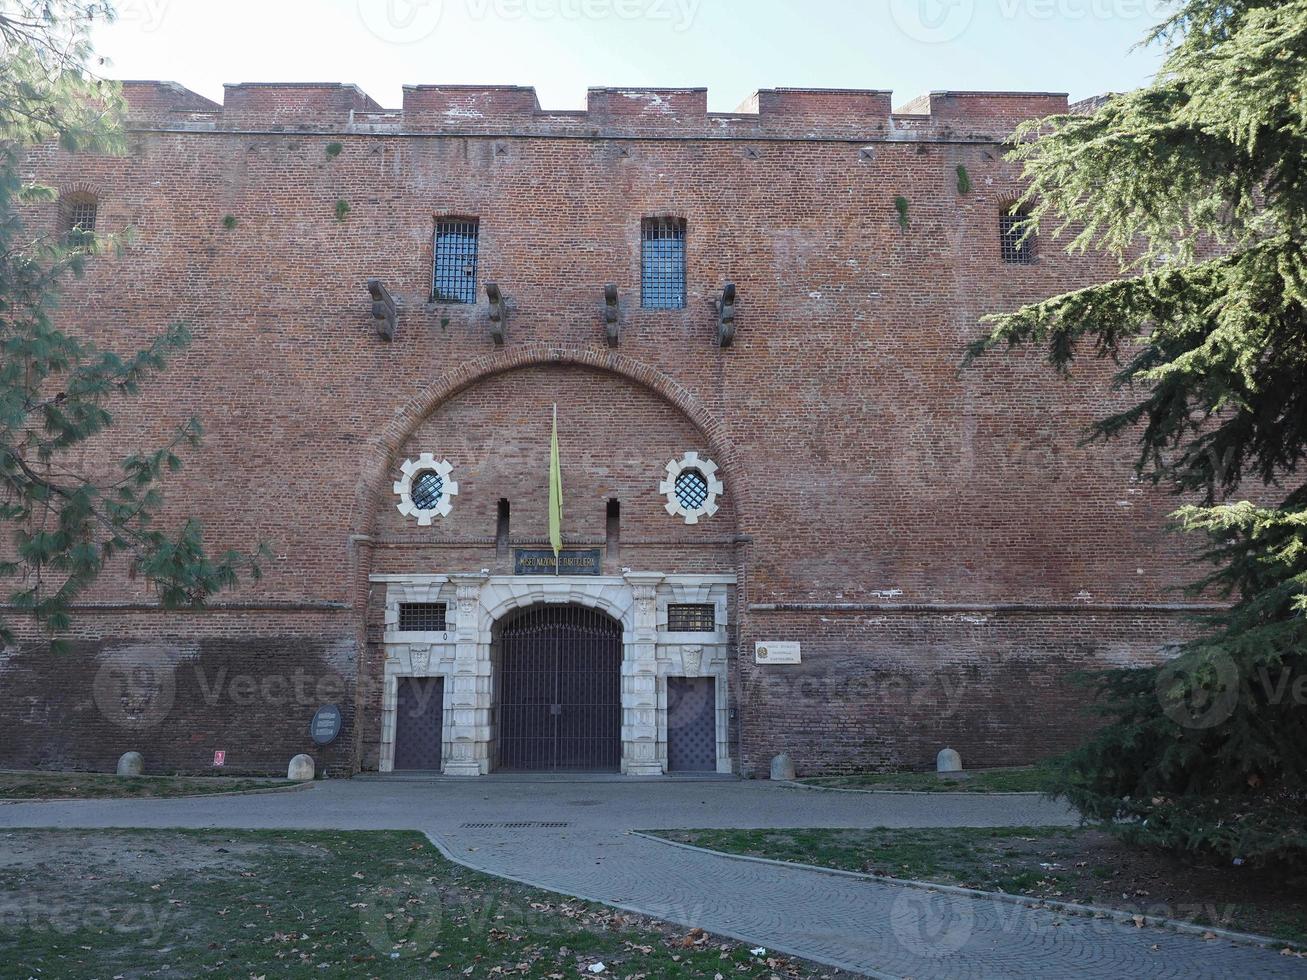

{"left": 310, "top": 704, "right": 343, "bottom": 746}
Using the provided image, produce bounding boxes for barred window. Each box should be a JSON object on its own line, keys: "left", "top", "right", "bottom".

{"left": 410, "top": 471, "right": 444, "bottom": 511}
{"left": 60, "top": 193, "right": 98, "bottom": 237}
{"left": 667, "top": 603, "right": 716, "bottom": 633}
{"left": 432, "top": 218, "right": 479, "bottom": 303}
{"left": 641, "top": 217, "right": 686, "bottom": 309}
{"left": 1000, "top": 207, "right": 1035, "bottom": 265}
{"left": 674, "top": 469, "right": 709, "bottom": 512}
{"left": 398, "top": 603, "right": 448, "bottom": 632}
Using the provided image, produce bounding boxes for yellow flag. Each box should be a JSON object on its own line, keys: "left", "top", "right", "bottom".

{"left": 548, "top": 404, "right": 564, "bottom": 567}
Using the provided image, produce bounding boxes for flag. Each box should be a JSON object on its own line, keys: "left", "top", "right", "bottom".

{"left": 548, "top": 404, "right": 564, "bottom": 569}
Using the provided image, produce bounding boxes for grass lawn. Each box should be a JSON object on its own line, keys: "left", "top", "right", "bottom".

{"left": 652, "top": 827, "right": 1307, "bottom": 946}
{"left": 798, "top": 765, "right": 1062, "bottom": 794}
{"left": 0, "top": 829, "right": 852, "bottom": 978}
{"left": 0, "top": 770, "right": 294, "bottom": 800}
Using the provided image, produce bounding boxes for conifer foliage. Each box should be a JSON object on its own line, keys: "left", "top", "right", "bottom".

{"left": 968, "top": 1, "right": 1307, "bottom": 864}
{"left": 0, "top": 1, "right": 262, "bottom": 643}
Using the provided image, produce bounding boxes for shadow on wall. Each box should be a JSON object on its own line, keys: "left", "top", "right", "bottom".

{"left": 0, "top": 636, "right": 357, "bottom": 775}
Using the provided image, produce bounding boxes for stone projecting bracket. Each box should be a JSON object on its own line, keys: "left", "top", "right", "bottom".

{"left": 715, "top": 282, "right": 737, "bottom": 347}
{"left": 603, "top": 283, "right": 621, "bottom": 347}
{"left": 368, "top": 279, "right": 397, "bottom": 340}
{"left": 486, "top": 282, "right": 508, "bottom": 346}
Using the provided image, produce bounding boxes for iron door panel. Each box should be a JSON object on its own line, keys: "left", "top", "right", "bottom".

{"left": 667, "top": 677, "right": 717, "bottom": 772}
{"left": 393, "top": 677, "right": 444, "bottom": 771}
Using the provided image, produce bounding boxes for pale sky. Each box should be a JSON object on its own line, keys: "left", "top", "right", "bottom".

{"left": 92, "top": 0, "right": 1169, "bottom": 111}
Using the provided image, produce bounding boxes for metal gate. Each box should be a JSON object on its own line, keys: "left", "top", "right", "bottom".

{"left": 393, "top": 677, "right": 444, "bottom": 771}
{"left": 667, "top": 677, "right": 717, "bottom": 772}
{"left": 497, "top": 605, "right": 622, "bottom": 772}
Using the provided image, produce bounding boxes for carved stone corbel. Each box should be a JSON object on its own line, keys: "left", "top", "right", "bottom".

{"left": 367, "top": 279, "right": 397, "bottom": 340}
{"left": 486, "top": 282, "right": 507, "bottom": 346}
{"left": 604, "top": 284, "right": 620, "bottom": 347}
{"left": 715, "top": 282, "right": 736, "bottom": 347}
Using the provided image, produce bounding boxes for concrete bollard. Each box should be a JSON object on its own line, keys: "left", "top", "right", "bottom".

{"left": 770, "top": 752, "right": 797, "bottom": 781}
{"left": 116, "top": 752, "right": 144, "bottom": 777}
{"left": 936, "top": 747, "right": 963, "bottom": 773}
{"left": 287, "top": 754, "right": 316, "bottom": 782}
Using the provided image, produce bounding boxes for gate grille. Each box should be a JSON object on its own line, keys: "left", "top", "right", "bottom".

{"left": 497, "top": 605, "right": 622, "bottom": 772}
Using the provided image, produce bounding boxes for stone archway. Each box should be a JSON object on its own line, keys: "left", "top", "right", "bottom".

{"left": 469, "top": 572, "right": 665, "bottom": 776}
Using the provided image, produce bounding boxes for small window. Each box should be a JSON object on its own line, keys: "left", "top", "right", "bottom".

{"left": 1000, "top": 207, "right": 1035, "bottom": 265}
{"left": 496, "top": 499, "right": 511, "bottom": 557}
{"left": 641, "top": 217, "right": 686, "bottom": 309}
{"left": 605, "top": 499, "right": 621, "bottom": 562}
{"left": 432, "top": 218, "right": 479, "bottom": 303}
{"left": 398, "top": 603, "right": 448, "bottom": 632}
{"left": 60, "top": 192, "right": 98, "bottom": 238}
{"left": 667, "top": 604, "right": 716, "bottom": 633}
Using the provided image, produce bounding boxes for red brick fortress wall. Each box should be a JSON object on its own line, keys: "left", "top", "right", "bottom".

{"left": 0, "top": 81, "right": 1203, "bottom": 776}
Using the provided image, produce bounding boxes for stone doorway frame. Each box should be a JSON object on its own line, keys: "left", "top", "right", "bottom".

{"left": 372, "top": 571, "right": 735, "bottom": 776}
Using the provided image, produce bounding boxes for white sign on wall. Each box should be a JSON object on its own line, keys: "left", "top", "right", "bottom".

{"left": 755, "top": 641, "right": 801, "bottom": 665}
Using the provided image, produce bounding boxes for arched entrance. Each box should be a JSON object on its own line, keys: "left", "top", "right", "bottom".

{"left": 495, "top": 604, "right": 623, "bottom": 772}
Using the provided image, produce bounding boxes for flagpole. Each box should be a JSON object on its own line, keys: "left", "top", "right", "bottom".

{"left": 555, "top": 402, "right": 559, "bottom": 577}
{"left": 551, "top": 404, "right": 561, "bottom": 577}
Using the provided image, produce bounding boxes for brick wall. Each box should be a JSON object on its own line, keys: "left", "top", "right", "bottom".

{"left": 0, "top": 81, "right": 1202, "bottom": 775}
{"left": 735, "top": 609, "right": 1192, "bottom": 777}
{"left": 0, "top": 612, "right": 358, "bottom": 776}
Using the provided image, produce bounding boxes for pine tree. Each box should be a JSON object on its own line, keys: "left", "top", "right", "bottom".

{"left": 1, "top": 0, "right": 263, "bottom": 644}
{"left": 967, "top": 0, "right": 1307, "bottom": 864}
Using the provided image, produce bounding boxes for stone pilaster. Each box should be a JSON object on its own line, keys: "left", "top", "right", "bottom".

{"left": 622, "top": 571, "right": 665, "bottom": 775}
{"left": 444, "top": 573, "right": 491, "bottom": 776}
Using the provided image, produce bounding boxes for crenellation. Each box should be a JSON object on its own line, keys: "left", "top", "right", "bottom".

{"left": 221, "top": 82, "right": 384, "bottom": 125}
{"left": 119, "top": 80, "right": 220, "bottom": 121}
{"left": 587, "top": 87, "right": 709, "bottom": 119}
{"left": 402, "top": 84, "right": 543, "bottom": 128}
{"left": 116, "top": 82, "right": 1070, "bottom": 140}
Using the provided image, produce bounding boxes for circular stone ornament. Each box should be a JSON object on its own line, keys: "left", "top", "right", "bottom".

{"left": 660, "top": 452, "right": 724, "bottom": 525}
{"left": 394, "top": 454, "right": 459, "bottom": 526}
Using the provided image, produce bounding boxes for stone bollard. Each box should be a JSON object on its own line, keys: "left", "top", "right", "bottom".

{"left": 116, "top": 752, "right": 144, "bottom": 777}
{"left": 770, "top": 752, "right": 797, "bottom": 781}
{"left": 287, "top": 754, "right": 315, "bottom": 782}
{"left": 936, "top": 747, "right": 963, "bottom": 774}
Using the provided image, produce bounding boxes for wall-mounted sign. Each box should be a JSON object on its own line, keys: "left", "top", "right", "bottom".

{"left": 310, "top": 704, "right": 344, "bottom": 746}
{"left": 212, "top": 749, "right": 226, "bottom": 767}
{"left": 755, "top": 641, "right": 801, "bottom": 665}
{"left": 514, "top": 549, "right": 602, "bottom": 576}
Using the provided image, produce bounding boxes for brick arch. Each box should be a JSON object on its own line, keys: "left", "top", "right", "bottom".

{"left": 350, "top": 343, "right": 744, "bottom": 541}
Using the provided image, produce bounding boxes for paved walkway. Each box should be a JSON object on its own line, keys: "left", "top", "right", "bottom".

{"left": 1, "top": 778, "right": 1301, "bottom": 979}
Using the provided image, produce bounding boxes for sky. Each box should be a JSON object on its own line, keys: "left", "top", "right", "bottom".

{"left": 91, "top": 0, "right": 1170, "bottom": 112}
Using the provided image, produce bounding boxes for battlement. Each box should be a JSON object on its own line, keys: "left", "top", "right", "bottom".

{"left": 119, "top": 80, "right": 1072, "bottom": 141}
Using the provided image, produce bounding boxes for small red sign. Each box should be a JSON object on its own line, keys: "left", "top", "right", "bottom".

{"left": 213, "top": 750, "right": 226, "bottom": 768}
